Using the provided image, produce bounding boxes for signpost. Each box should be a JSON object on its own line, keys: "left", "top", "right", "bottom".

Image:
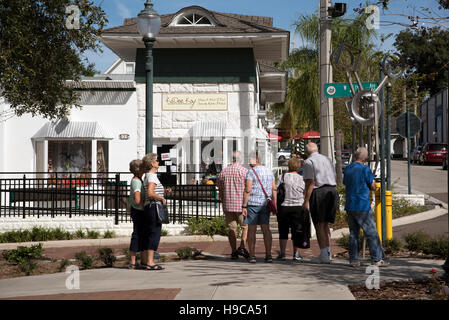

{"left": 324, "top": 82, "right": 378, "bottom": 98}
{"left": 395, "top": 111, "right": 422, "bottom": 194}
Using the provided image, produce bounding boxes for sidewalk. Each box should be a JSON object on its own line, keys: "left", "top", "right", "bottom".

{"left": 0, "top": 253, "right": 444, "bottom": 300}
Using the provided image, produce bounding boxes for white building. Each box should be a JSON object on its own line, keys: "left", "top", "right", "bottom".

{"left": 0, "top": 6, "right": 288, "bottom": 180}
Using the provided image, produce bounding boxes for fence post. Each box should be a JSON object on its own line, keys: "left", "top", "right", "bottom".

{"left": 69, "top": 174, "right": 72, "bottom": 218}
{"left": 115, "top": 173, "right": 119, "bottom": 225}
{"left": 22, "top": 174, "right": 26, "bottom": 219}
{"left": 196, "top": 180, "right": 199, "bottom": 220}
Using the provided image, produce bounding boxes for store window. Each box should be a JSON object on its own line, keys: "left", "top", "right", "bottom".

{"left": 48, "top": 141, "right": 92, "bottom": 173}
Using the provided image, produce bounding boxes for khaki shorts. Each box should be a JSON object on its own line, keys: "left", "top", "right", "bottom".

{"left": 224, "top": 211, "right": 248, "bottom": 230}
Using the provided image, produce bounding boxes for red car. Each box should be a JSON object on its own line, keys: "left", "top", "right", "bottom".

{"left": 419, "top": 143, "right": 448, "bottom": 164}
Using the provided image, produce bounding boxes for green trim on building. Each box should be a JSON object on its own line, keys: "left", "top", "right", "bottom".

{"left": 135, "top": 48, "right": 257, "bottom": 83}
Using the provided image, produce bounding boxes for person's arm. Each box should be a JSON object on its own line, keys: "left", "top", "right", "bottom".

{"left": 242, "top": 179, "right": 253, "bottom": 217}
{"left": 271, "top": 179, "right": 277, "bottom": 206}
{"left": 147, "top": 182, "right": 166, "bottom": 205}
{"left": 369, "top": 179, "right": 376, "bottom": 191}
{"left": 302, "top": 179, "right": 315, "bottom": 210}
{"left": 134, "top": 190, "right": 141, "bottom": 205}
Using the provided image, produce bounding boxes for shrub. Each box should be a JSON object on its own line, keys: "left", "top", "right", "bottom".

{"left": 404, "top": 232, "right": 432, "bottom": 252}
{"left": 392, "top": 197, "right": 427, "bottom": 217}
{"left": 98, "top": 248, "right": 116, "bottom": 267}
{"left": 184, "top": 216, "right": 228, "bottom": 238}
{"left": 52, "top": 227, "right": 67, "bottom": 240}
{"left": 103, "top": 230, "right": 116, "bottom": 239}
{"left": 423, "top": 237, "right": 448, "bottom": 259}
{"left": 175, "top": 247, "right": 202, "bottom": 260}
{"left": 337, "top": 233, "right": 363, "bottom": 251}
{"left": 336, "top": 184, "right": 346, "bottom": 209}
{"left": 75, "top": 251, "right": 94, "bottom": 270}
{"left": 2, "top": 243, "right": 43, "bottom": 264}
{"left": 18, "top": 260, "right": 38, "bottom": 276}
{"left": 161, "top": 229, "right": 169, "bottom": 237}
{"left": 384, "top": 238, "right": 402, "bottom": 254}
{"left": 86, "top": 230, "right": 100, "bottom": 239}
{"left": 74, "top": 229, "right": 86, "bottom": 239}
{"left": 58, "top": 259, "right": 71, "bottom": 272}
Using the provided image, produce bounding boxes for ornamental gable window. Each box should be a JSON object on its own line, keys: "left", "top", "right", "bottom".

{"left": 171, "top": 12, "right": 215, "bottom": 26}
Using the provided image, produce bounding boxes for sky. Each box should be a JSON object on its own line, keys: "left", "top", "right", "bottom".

{"left": 87, "top": 0, "right": 446, "bottom": 73}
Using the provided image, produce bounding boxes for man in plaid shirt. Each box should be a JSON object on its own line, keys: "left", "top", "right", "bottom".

{"left": 217, "top": 151, "right": 250, "bottom": 260}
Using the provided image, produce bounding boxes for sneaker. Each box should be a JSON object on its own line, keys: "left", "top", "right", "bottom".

{"left": 248, "top": 256, "right": 257, "bottom": 263}
{"left": 237, "top": 247, "right": 250, "bottom": 259}
{"left": 264, "top": 255, "right": 273, "bottom": 263}
{"left": 349, "top": 260, "right": 361, "bottom": 267}
{"left": 293, "top": 252, "right": 303, "bottom": 261}
{"left": 276, "top": 253, "right": 286, "bottom": 261}
{"left": 231, "top": 251, "right": 239, "bottom": 260}
{"left": 311, "top": 255, "right": 331, "bottom": 264}
{"left": 372, "top": 259, "right": 389, "bottom": 267}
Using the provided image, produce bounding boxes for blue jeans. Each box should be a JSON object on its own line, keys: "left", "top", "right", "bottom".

{"left": 347, "top": 211, "right": 382, "bottom": 262}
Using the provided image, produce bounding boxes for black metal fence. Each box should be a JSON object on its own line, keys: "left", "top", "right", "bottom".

{"left": 0, "top": 172, "right": 224, "bottom": 224}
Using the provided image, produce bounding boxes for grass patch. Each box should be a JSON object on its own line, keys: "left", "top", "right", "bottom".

{"left": 175, "top": 247, "right": 202, "bottom": 260}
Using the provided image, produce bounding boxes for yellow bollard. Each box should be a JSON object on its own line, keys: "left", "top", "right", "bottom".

{"left": 385, "top": 190, "right": 393, "bottom": 240}
{"left": 375, "top": 183, "right": 382, "bottom": 243}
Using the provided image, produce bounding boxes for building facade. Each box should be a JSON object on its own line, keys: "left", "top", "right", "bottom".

{"left": 419, "top": 88, "right": 448, "bottom": 145}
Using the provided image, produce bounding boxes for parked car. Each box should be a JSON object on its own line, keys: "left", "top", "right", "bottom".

{"left": 411, "top": 146, "right": 422, "bottom": 164}
{"left": 443, "top": 154, "right": 448, "bottom": 170}
{"left": 341, "top": 149, "right": 351, "bottom": 168}
{"left": 418, "top": 143, "right": 448, "bottom": 165}
{"left": 277, "top": 148, "right": 291, "bottom": 162}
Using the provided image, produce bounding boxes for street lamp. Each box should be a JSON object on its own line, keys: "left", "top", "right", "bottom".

{"left": 137, "top": 0, "right": 161, "bottom": 154}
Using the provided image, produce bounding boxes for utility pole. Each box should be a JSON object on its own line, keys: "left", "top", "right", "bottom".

{"left": 319, "top": 0, "right": 335, "bottom": 161}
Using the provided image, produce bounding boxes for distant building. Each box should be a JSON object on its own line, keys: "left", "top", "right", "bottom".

{"left": 419, "top": 88, "right": 448, "bottom": 145}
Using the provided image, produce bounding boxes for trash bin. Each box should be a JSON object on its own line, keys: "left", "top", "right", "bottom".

{"left": 105, "top": 180, "right": 128, "bottom": 210}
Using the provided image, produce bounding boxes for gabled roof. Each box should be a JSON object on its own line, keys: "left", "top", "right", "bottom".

{"left": 103, "top": 6, "right": 287, "bottom": 35}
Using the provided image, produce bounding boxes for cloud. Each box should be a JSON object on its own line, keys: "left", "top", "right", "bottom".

{"left": 116, "top": 0, "right": 131, "bottom": 19}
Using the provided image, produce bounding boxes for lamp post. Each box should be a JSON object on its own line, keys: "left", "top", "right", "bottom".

{"left": 137, "top": 0, "right": 161, "bottom": 154}
{"left": 386, "top": 82, "right": 392, "bottom": 190}
{"left": 443, "top": 67, "right": 449, "bottom": 279}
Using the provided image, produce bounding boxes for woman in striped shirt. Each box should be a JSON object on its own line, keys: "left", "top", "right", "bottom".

{"left": 142, "top": 152, "right": 167, "bottom": 270}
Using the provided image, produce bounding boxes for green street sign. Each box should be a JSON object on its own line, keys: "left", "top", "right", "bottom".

{"left": 324, "top": 82, "right": 378, "bottom": 98}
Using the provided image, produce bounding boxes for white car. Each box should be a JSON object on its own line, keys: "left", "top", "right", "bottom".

{"left": 276, "top": 149, "right": 291, "bottom": 161}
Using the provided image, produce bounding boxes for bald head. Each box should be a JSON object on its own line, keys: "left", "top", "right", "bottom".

{"left": 354, "top": 147, "right": 369, "bottom": 162}
{"left": 306, "top": 142, "right": 318, "bottom": 155}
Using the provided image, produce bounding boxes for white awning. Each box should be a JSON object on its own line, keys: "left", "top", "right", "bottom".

{"left": 32, "top": 119, "right": 113, "bottom": 140}
{"left": 188, "top": 121, "right": 268, "bottom": 140}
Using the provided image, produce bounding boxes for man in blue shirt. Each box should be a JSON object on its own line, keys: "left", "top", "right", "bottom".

{"left": 343, "top": 147, "right": 388, "bottom": 267}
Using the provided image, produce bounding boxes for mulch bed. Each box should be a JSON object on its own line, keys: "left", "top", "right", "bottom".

{"left": 349, "top": 277, "right": 449, "bottom": 300}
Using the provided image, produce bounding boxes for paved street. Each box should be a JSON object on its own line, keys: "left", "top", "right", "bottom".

{"left": 390, "top": 159, "right": 448, "bottom": 203}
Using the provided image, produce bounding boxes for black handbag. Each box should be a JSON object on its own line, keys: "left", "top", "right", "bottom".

{"left": 276, "top": 173, "right": 286, "bottom": 208}
{"left": 152, "top": 202, "right": 169, "bottom": 224}
{"left": 292, "top": 208, "right": 311, "bottom": 249}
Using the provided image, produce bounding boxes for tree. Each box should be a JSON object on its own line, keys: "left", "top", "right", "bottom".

{"left": 394, "top": 27, "right": 449, "bottom": 95}
{"left": 0, "top": 0, "right": 108, "bottom": 119}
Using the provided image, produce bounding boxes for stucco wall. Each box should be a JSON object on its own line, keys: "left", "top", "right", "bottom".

{"left": 136, "top": 83, "right": 258, "bottom": 158}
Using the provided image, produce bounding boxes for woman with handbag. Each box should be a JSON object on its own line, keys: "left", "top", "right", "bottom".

{"left": 142, "top": 152, "right": 167, "bottom": 271}
{"left": 276, "top": 157, "right": 309, "bottom": 261}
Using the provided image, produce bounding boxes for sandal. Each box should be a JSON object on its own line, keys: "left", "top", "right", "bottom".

{"left": 146, "top": 264, "right": 165, "bottom": 270}
{"left": 128, "top": 264, "right": 136, "bottom": 270}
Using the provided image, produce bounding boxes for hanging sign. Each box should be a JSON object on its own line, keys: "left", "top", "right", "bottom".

{"left": 162, "top": 93, "right": 228, "bottom": 111}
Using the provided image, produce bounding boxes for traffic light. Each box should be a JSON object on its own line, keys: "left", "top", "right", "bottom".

{"left": 329, "top": 3, "right": 347, "bottom": 18}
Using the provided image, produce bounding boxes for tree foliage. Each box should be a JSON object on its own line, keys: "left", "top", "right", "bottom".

{"left": 394, "top": 27, "right": 449, "bottom": 95}
{"left": 0, "top": 0, "right": 108, "bottom": 119}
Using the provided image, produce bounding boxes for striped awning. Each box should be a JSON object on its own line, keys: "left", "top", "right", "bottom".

{"left": 32, "top": 119, "right": 113, "bottom": 140}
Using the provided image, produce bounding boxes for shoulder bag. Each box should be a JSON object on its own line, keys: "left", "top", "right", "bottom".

{"left": 151, "top": 201, "right": 169, "bottom": 224}
{"left": 252, "top": 168, "right": 277, "bottom": 215}
{"left": 276, "top": 173, "right": 286, "bottom": 208}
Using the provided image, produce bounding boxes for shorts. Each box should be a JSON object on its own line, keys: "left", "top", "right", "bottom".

{"left": 224, "top": 211, "right": 247, "bottom": 230}
{"left": 310, "top": 185, "right": 339, "bottom": 225}
{"left": 244, "top": 205, "right": 270, "bottom": 226}
{"left": 277, "top": 206, "right": 302, "bottom": 240}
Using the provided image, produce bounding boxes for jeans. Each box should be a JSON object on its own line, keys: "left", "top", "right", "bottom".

{"left": 347, "top": 211, "right": 382, "bottom": 262}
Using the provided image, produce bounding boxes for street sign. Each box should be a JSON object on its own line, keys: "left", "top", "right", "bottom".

{"left": 324, "top": 82, "right": 378, "bottom": 98}
{"left": 395, "top": 112, "right": 422, "bottom": 138}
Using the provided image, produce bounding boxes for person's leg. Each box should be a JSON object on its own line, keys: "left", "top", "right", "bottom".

{"left": 277, "top": 206, "right": 289, "bottom": 256}
{"left": 247, "top": 225, "right": 257, "bottom": 257}
{"left": 225, "top": 212, "right": 238, "bottom": 253}
{"left": 347, "top": 211, "right": 362, "bottom": 262}
{"left": 239, "top": 225, "right": 248, "bottom": 249}
{"left": 129, "top": 208, "right": 138, "bottom": 266}
{"left": 359, "top": 211, "right": 383, "bottom": 262}
{"left": 315, "top": 222, "right": 327, "bottom": 249}
{"left": 147, "top": 204, "right": 163, "bottom": 269}
{"left": 259, "top": 207, "right": 272, "bottom": 258}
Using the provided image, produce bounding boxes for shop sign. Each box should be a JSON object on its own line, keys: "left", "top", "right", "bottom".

{"left": 162, "top": 93, "right": 228, "bottom": 111}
